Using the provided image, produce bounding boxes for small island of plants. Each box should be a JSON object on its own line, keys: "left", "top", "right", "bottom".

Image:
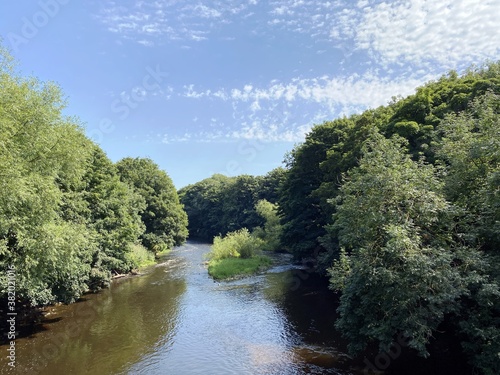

{"left": 206, "top": 228, "right": 272, "bottom": 280}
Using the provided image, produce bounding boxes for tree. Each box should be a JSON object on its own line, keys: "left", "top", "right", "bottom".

{"left": 278, "top": 122, "right": 345, "bottom": 259}
{"left": 253, "top": 199, "right": 283, "bottom": 251}
{"left": 0, "top": 48, "right": 93, "bottom": 305}
{"left": 221, "top": 175, "right": 262, "bottom": 233}
{"left": 179, "top": 174, "right": 231, "bottom": 240}
{"left": 179, "top": 174, "right": 264, "bottom": 241}
{"left": 437, "top": 92, "right": 500, "bottom": 374}
{"left": 328, "top": 131, "right": 464, "bottom": 356}
{"left": 117, "top": 158, "right": 188, "bottom": 252}
{"left": 74, "top": 146, "right": 145, "bottom": 289}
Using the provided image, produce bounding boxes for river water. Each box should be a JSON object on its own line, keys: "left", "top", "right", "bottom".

{"left": 0, "top": 242, "right": 471, "bottom": 375}
{"left": 1, "top": 242, "right": 360, "bottom": 375}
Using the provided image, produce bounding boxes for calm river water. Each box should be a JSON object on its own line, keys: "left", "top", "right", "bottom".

{"left": 0, "top": 242, "right": 471, "bottom": 374}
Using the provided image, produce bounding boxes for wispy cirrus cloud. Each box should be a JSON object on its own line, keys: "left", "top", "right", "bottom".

{"left": 95, "top": 0, "right": 259, "bottom": 44}
{"left": 97, "top": 0, "right": 499, "bottom": 70}
{"left": 267, "top": 0, "right": 500, "bottom": 69}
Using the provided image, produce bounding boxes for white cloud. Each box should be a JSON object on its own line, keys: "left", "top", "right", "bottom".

{"left": 175, "top": 70, "right": 436, "bottom": 143}
{"left": 187, "top": 70, "right": 435, "bottom": 112}
{"left": 189, "top": 4, "right": 222, "bottom": 19}
{"left": 353, "top": 0, "right": 500, "bottom": 67}
{"left": 97, "top": 0, "right": 499, "bottom": 69}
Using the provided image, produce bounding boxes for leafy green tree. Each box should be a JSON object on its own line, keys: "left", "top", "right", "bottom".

{"left": 256, "top": 167, "right": 287, "bottom": 203}
{"left": 221, "top": 175, "right": 262, "bottom": 233}
{"left": 77, "top": 147, "right": 146, "bottom": 289}
{"left": 278, "top": 122, "right": 345, "bottom": 259}
{"left": 179, "top": 174, "right": 232, "bottom": 240}
{"left": 329, "top": 131, "right": 464, "bottom": 356}
{"left": 437, "top": 92, "right": 500, "bottom": 374}
{"left": 0, "top": 48, "right": 93, "bottom": 305}
{"left": 179, "top": 174, "right": 264, "bottom": 241}
{"left": 117, "top": 157, "right": 188, "bottom": 252}
{"left": 253, "top": 199, "right": 283, "bottom": 251}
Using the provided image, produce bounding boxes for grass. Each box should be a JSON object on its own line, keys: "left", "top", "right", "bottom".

{"left": 207, "top": 255, "right": 272, "bottom": 280}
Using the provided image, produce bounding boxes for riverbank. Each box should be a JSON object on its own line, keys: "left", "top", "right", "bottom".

{"left": 207, "top": 255, "right": 272, "bottom": 280}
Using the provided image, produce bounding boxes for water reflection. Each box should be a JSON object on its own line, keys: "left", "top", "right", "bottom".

{"left": 0, "top": 257, "right": 186, "bottom": 375}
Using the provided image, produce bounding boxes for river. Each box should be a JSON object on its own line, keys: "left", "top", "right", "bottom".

{"left": 0, "top": 242, "right": 471, "bottom": 374}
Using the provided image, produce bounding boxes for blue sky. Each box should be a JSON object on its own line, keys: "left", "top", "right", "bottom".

{"left": 1, "top": 0, "right": 499, "bottom": 188}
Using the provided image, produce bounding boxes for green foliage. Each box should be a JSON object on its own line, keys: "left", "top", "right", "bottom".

{"left": 327, "top": 248, "right": 350, "bottom": 292}
{"left": 437, "top": 91, "right": 500, "bottom": 250}
{"left": 253, "top": 199, "right": 283, "bottom": 251}
{"left": 179, "top": 174, "right": 269, "bottom": 241}
{"left": 279, "top": 121, "right": 347, "bottom": 259}
{"left": 206, "top": 228, "right": 269, "bottom": 280}
{"left": 125, "top": 243, "right": 156, "bottom": 268}
{"left": 0, "top": 47, "right": 178, "bottom": 308}
{"left": 77, "top": 147, "right": 146, "bottom": 290}
{"left": 393, "top": 121, "right": 420, "bottom": 137}
{"left": 117, "top": 157, "right": 188, "bottom": 251}
{"left": 329, "top": 131, "right": 464, "bottom": 356}
{"left": 179, "top": 174, "right": 233, "bottom": 240}
{"left": 436, "top": 92, "right": 500, "bottom": 374}
{"left": 0, "top": 49, "right": 94, "bottom": 305}
{"left": 208, "top": 228, "right": 263, "bottom": 261}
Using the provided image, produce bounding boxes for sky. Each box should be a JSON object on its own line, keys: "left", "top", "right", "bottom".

{"left": 1, "top": 0, "right": 499, "bottom": 188}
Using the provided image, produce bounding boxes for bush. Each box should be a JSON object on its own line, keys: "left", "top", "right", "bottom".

{"left": 208, "top": 228, "right": 263, "bottom": 260}
{"left": 125, "top": 243, "right": 156, "bottom": 268}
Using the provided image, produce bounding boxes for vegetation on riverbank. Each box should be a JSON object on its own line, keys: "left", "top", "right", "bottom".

{"left": 206, "top": 228, "right": 272, "bottom": 280}
{"left": 126, "top": 244, "right": 156, "bottom": 269}
{"left": 0, "top": 47, "right": 188, "bottom": 311}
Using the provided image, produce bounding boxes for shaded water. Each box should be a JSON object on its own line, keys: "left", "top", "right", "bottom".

{"left": 1, "top": 242, "right": 470, "bottom": 374}
{"left": 1, "top": 242, "right": 355, "bottom": 374}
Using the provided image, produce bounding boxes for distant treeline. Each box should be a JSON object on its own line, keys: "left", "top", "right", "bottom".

{"left": 0, "top": 47, "right": 188, "bottom": 309}
{"left": 180, "top": 62, "right": 500, "bottom": 375}
{"left": 178, "top": 169, "right": 285, "bottom": 241}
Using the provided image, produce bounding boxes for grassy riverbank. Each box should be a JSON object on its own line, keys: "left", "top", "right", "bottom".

{"left": 207, "top": 255, "right": 272, "bottom": 280}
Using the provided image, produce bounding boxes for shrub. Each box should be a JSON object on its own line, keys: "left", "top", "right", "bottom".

{"left": 125, "top": 243, "right": 155, "bottom": 268}
{"left": 208, "top": 228, "right": 263, "bottom": 260}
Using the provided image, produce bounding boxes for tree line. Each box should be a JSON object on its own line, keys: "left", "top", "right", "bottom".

{"left": 0, "top": 48, "right": 188, "bottom": 312}
{"left": 182, "top": 62, "right": 500, "bottom": 374}
{"left": 178, "top": 169, "right": 285, "bottom": 241}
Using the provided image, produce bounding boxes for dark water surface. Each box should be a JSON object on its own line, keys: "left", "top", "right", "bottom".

{"left": 0, "top": 242, "right": 470, "bottom": 375}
